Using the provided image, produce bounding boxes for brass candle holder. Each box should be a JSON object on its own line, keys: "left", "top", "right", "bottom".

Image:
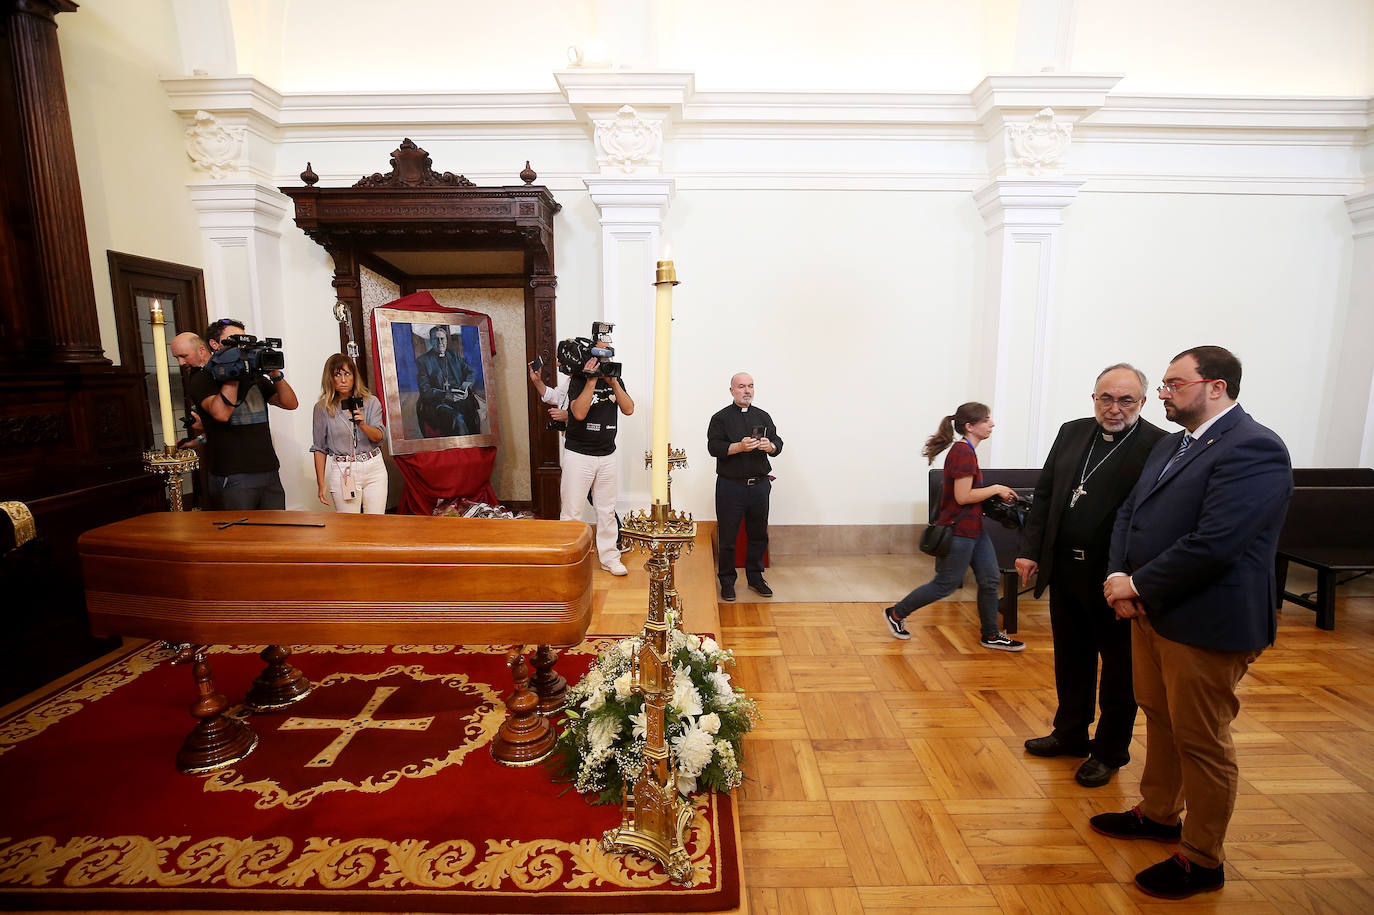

{"left": 143, "top": 444, "right": 200, "bottom": 512}
{"left": 643, "top": 446, "right": 688, "bottom": 508}
{"left": 601, "top": 495, "right": 697, "bottom": 886}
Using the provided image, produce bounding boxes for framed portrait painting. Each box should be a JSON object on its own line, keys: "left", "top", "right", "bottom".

{"left": 373, "top": 308, "right": 500, "bottom": 454}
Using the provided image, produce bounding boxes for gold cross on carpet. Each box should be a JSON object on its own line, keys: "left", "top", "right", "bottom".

{"left": 278, "top": 686, "right": 434, "bottom": 767}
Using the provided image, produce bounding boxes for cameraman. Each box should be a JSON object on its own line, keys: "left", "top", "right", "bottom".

{"left": 563, "top": 354, "right": 634, "bottom": 576}
{"left": 189, "top": 318, "right": 298, "bottom": 509}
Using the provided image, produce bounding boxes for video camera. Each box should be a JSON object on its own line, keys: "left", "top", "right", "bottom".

{"left": 207, "top": 334, "right": 285, "bottom": 384}
{"left": 556, "top": 321, "right": 621, "bottom": 379}
{"left": 982, "top": 492, "right": 1033, "bottom": 530}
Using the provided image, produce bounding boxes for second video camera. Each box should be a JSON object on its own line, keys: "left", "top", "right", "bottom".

{"left": 207, "top": 334, "right": 285, "bottom": 384}
{"left": 556, "top": 321, "right": 621, "bottom": 379}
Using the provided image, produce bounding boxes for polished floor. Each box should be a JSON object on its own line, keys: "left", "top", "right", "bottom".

{"left": 722, "top": 558, "right": 1374, "bottom": 914}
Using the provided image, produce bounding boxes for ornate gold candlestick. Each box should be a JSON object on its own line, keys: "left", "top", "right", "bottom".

{"left": 644, "top": 446, "right": 688, "bottom": 510}
{"left": 143, "top": 444, "right": 200, "bottom": 511}
{"left": 602, "top": 500, "right": 697, "bottom": 886}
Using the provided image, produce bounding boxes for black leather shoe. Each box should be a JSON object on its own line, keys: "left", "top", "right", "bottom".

{"left": 1075, "top": 756, "right": 1118, "bottom": 787}
{"left": 747, "top": 578, "right": 773, "bottom": 597}
{"left": 1090, "top": 806, "right": 1182, "bottom": 842}
{"left": 1023, "top": 734, "right": 1090, "bottom": 758}
{"left": 720, "top": 580, "right": 736, "bottom": 602}
{"left": 1135, "top": 854, "right": 1224, "bottom": 899}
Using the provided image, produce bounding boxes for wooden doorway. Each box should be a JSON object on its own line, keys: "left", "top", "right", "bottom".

{"left": 106, "top": 251, "right": 209, "bottom": 503}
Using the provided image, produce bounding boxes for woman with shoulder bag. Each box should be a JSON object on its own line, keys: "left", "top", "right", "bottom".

{"left": 311, "top": 353, "right": 388, "bottom": 513}
{"left": 883, "top": 402, "right": 1025, "bottom": 651}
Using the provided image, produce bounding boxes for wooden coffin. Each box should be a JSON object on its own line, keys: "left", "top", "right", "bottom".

{"left": 79, "top": 511, "right": 595, "bottom": 647}
{"left": 77, "top": 511, "right": 596, "bottom": 772}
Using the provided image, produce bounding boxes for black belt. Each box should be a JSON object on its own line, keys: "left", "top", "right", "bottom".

{"left": 1057, "top": 546, "right": 1094, "bottom": 561}
{"left": 725, "top": 476, "right": 763, "bottom": 485}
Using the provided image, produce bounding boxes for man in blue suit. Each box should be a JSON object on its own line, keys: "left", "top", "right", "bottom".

{"left": 1091, "top": 345, "right": 1292, "bottom": 900}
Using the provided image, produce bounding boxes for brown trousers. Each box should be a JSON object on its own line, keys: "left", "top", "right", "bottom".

{"left": 1132, "top": 614, "right": 1262, "bottom": 869}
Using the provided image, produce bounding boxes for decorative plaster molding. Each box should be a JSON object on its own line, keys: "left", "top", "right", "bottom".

{"left": 186, "top": 182, "right": 290, "bottom": 234}
{"left": 1346, "top": 190, "right": 1374, "bottom": 238}
{"left": 1006, "top": 108, "right": 1073, "bottom": 175}
{"left": 593, "top": 105, "right": 664, "bottom": 174}
{"left": 184, "top": 109, "right": 245, "bottom": 179}
{"left": 162, "top": 74, "right": 1371, "bottom": 196}
{"left": 973, "top": 177, "right": 1086, "bottom": 232}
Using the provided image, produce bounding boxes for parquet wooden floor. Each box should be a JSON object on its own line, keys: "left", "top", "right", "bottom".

{"left": 724, "top": 588, "right": 1374, "bottom": 914}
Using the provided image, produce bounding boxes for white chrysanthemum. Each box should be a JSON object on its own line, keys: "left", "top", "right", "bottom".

{"left": 707, "top": 670, "right": 735, "bottom": 706}
{"left": 631, "top": 709, "right": 648, "bottom": 741}
{"left": 669, "top": 629, "right": 688, "bottom": 654}
{"left": 588, "top": 714, "right": 622, "bottom": 753}
{"left": 699, "top": 712, "right": 721, "bottom": 735}
{"left": 617, "top": 637, "right": 640, "bottom": 660}
{"left": 671, "top": 667, "right": 703, "bottom": 718}
{"left": 700, "top": 636, "right": 720, "bottom": 655}
{"left": 613, "top": 671, "right": 634, "bottom": 700}
{"left": 672, "top": 725, "right": 716, "bottom": 777}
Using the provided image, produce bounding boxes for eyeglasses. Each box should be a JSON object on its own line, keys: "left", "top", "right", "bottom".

{"left": 1093, "top": 394, "right": 1141, "bottom": 408}
{"left": 1157, "top": 379, "right": 1219, "bottom": 396}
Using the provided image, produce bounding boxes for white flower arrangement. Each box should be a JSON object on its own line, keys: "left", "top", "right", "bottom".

{"left": 549, "top": 630, "right": 759, "bottom": 804}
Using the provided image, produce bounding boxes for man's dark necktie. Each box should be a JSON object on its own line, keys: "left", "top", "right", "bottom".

{"left": 1157, "top": 432, "right": 1194, "bottom": 481}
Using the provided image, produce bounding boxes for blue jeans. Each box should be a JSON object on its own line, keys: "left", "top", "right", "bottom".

{"left": 892, "top": 530, "right": 1001, "bottom": 640}
{"left": 209, "top": 471, "right": 286, "bottom": 510}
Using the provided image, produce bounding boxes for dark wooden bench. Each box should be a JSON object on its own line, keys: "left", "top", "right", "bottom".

{"left": 928, "top": 469, "right": 1039, "bottom": 634}
{"left": 1292, "top": 468, "right": 1374, "bottom": 487}
{"left": 1275, "top": 483, "right": 1374, "bottom": 630}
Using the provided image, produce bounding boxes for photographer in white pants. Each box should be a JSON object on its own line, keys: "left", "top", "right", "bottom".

{"left": 560, "top": 355, "right": 634, "bottom": 575}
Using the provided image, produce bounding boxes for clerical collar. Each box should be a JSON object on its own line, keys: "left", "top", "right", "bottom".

{"left": 738, "top": 404, "right": 750, "bottom": 412}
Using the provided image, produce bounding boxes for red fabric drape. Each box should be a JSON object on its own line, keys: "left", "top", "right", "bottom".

{"left": 393, "top": 449, "right": 498, "bottom": 516}
{"left": 370, "top": 291, "right": 499, "bottom": 515}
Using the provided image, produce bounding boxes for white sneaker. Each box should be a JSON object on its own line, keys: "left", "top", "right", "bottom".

{"left": 601, "top": 559, "right": 628, "bottom": 576}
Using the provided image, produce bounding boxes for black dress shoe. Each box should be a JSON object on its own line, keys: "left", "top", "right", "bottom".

{"left": 747, "top": 578, "right": 773, "bottom": 597}
{"left": 1075, "top": 756, "right": 1118, "bottom": 787}
{"left": 1135, "top": 854, "right": 1224, "bottom": 899}
{"left": 720, "top": 580, "right": 736, "bottom": 602}
{"left": 1089, "top": 806, "right": 1182, "bottom": 842}
{"left": 1023, "top": 734, "right": 1090, "bottom": 758}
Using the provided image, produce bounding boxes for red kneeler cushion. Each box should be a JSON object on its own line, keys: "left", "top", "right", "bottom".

{"left": 734, "top": 523, "right": 769, "bottom": 569}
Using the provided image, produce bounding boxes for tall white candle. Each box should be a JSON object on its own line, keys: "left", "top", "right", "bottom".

{"left": 651, "top": 259, "right": 678, "bottom": 504}
{"left": 148, "top": 299, "right": 176, "bottom": 450}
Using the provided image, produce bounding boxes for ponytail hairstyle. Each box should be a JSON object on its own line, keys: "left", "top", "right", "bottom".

{"left": 922, "top": 401, "right": 990, "bottom": 465}
{"left": 318, "top": 353, "right": 372, "bottom": 416}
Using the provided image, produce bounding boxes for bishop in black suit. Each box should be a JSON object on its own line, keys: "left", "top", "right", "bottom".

{"left": 1016, "top": 364, "right": 1166, "bottom": 787}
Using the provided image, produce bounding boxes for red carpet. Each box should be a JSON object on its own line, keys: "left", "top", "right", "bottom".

{"left": 0, "top": 641, "right": 739, "bottom": 912}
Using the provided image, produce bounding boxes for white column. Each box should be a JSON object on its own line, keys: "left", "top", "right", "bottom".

{"left": 1343, "top": 191, "right": 1374, "bottom": 466}
{"left": 186, "top": 182, "right": 289, "bottom": 338}
{"left": 559, "top": 71, "right": 692, "bottom": 512}
{"left": 584, "top": 177, "right": 675, "bottom": 512}
{"left": 973, "top": 178, "right": 1083, "bottom": 467}
{"left": 969, "top": 77, "right": 1115, "bottom": 467}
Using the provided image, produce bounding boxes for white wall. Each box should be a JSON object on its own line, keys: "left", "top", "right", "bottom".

{"left": 55, "top": 0, "right": 1374, "bottom": 518}
{"left": 1072, "top": 0, "right": 1373, "bottom": 95}
{"left": 59, "top": 0, "right": 205, "bottom": 365}
{"left": 1052, "top": 193, "right": 1353, "bottom": 467}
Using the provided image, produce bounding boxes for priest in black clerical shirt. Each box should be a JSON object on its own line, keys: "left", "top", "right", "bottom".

{"left": 1015, "top": 363, "right": 1166, "bottom": 788}
{"left": 707, "top": 372, "right": 783, "bottom": 603}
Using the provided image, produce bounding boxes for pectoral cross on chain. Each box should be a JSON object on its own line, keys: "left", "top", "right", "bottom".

{"left": 1070, "top": 484, "right": 1086, "bottom": 508}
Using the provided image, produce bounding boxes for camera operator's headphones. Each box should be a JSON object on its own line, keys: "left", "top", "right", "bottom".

{"left": 556, "top": 337, "right": 593, "bottom": 376}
